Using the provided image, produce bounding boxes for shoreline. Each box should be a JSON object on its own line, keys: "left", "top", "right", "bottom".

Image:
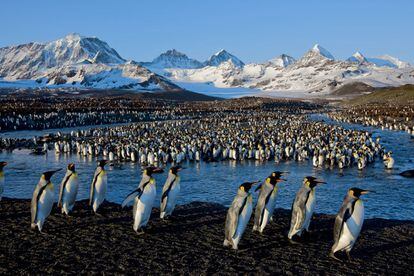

{"left": 1, "top": 198, "right": 413, "bottom": 274}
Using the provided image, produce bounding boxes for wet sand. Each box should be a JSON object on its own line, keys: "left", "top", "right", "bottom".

{"left": 1, "top": 198, "right": 413, "bottom": 274}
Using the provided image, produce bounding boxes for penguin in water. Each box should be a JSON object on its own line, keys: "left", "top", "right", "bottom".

{"left": 31, "top": 169, "right": 61, "bottom": 232}
{"left": 330, "top": 187, "right": 373, "bottom": 261}
{"left": 253, "top": 172, "right": 287, "bottom": 233}
{"left": 89, "top": 160, "right": 108, "bottom": 214}
{"left": 0, "top": 161, "right": 7, "bottom": 201}
{"left": 160, "top": 166, "right": 183, "bottom": 219}
{"left": 58, "top": 163, "right": 79, "bottom": 215}
{"left": 288, "top": 176, "right": 326, "bottom": 240}
{"left": 224, "top": 181, "right": 259, "bottom": 250}
{"left": 122, "top": 167, "right": 164, "bottom": 234}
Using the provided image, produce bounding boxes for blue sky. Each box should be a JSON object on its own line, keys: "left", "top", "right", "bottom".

{"left": 1, "top": 0, "right": 413, "bottom": 63}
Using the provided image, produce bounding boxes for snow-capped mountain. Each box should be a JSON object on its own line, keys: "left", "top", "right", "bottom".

{"left": 347, "top": 51, "right": 369, "bottom": 64}
{"left": 268, "top": 54, "right": 296, "bottom": 67}
{"left": 155, "top": 44, "right": 414, "bottom": 97}
{"left": 0, "top": 34, "right": 184, "bottom": 92}
{"left": 204, "top": 49, "right": 245, "bottom": 68}
{"left": 143, "top": 49, "right": 203, "bottom": 69}
{"left": 1, "top": 34, "right": 413, "bottom": 98}
{"left": 377, "top": 55, "right": 411, "bottom": 69}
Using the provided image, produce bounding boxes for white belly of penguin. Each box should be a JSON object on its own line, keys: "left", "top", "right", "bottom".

{"left": 260, "top": 191, "right": 277, "bottom": 232}
{"left": 62, "top": 176, "right": 79, "bottom": 214}
{"left": 93, "top": 173, "right": 107, "bottom": 211}
{"left": 335, "top": 200, "right": 365, "bottom": 253}
{"left": 133, "top": 185, "right": 156, "bottom": 231}
{"left": 232, "top": 201, "right": 253, "bottom": 248}
{"left": 37, "top": 187, "right": 54, "bottom": 226}
{"left": 304, "top": 191, "right": 316, "bottom": 231}
{"left": 163, "top": 183, "right": 180, "bottom": 217}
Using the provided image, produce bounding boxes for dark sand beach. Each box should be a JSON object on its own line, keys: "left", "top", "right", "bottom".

{"left": 1, "top": 198, "right": 413, "bottom": 275}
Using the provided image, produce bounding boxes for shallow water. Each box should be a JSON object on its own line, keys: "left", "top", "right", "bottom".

{"left": 1, "top": 114, "right": 413, "bottom": 220}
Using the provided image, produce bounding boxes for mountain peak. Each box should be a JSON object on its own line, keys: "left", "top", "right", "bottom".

{"left": 64, "top": 33, "right": 83, "bottom": 40}
{"left": 269, "top": 54, "right": 296, "bottom": 67}
{"left": 311, "top": 44, "right": 334, "bottom": 60}
{"left": 347, "top": 51, "right": 368, "bottom": 63}
{"left": 205, "top": 50, "right": 244, "bottom": 68}
{"left": 149, "top": 49, "right": 203, "bottom": 69}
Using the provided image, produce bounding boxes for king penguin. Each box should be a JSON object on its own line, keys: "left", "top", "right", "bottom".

{"left": 330, "top": 187, "right": 372, "bottom": 261}
{"left": 31, "top": 169, "right": 61, "bottom": 232}
{"left": 288, "top": 176, "right": 326, "bottom": 240}
{"left": 0, "top": 161, "right": 7, "bottom": 201}
{"left": 160, "top": 166, "right": 183, "bottom": 219}
{"left": 89, "top": 160, "right": 108, "bottom": 214}
{"left": 253, "top": 171, "right": 287, "bottom": 233}
{"left": 224, "top": 181, "right": 258, "bottom": 250}
{"left": 122, "top": 167, "right": 164, "bottom": 234}
{"left": 58, "top": 163, "right": 79, "bottom": 215}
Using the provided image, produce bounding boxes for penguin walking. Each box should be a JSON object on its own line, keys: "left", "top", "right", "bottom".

{"left": 330, "top": 187, "right": 372, "bottom": 261}
{"left": 89, "top": 160, "right": 108, "bottom": 214}
{"left": 224, "top": 181, "right": 258, "bottom": 250}
{"left": 0, "top": 161, "right": 7, "bottom": 201}
{"left": 160, "top": 166, "right": 183, "bottom": 219}
{"left": 122, "top": 167, "right": 163, "bottom": 233}
{"left": 288, "top": 176, "right": 326, "bottom": 240}
{"left": 121, "top": 166, "right": 162, "bottom": 207}
{"left": 253, "top": 172, "right": 287, "bottom": 233}
{"left": 58, "top": 163, "right": 79, "bottom": 215}
{"left": 31, "top": 169, "right": 61, "bottom": 232}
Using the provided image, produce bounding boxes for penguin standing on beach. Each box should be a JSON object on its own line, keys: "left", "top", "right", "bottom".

{"left": 330, "top": 187, "right": 372, "bottom": 261}
{"left": 31, "top": 169, "right": 61, "bottom": 232}
{"left": 224, "top": 181, "right": 258, "bottom": 250}
{"left": 0, "top": 161, "right": 7, "bottom": 201}
{"left": 58, "top": 163, "right": 79, "bottom": 215}
{"left": 89, "top": 160, "right": 108, "bottom": 213}
{"left": 288, "top": 176, "right": 326, "bottom": 240}
{"left": 160, "top": 166, "right": 183, "bottom": 219}
{"left": 122, "top": 167, "right": 163, "bottom": 234}
{"left": 253, "top": 172, "right": 287, "bottom": 233}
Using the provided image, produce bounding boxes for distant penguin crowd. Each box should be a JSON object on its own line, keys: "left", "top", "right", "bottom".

{"left": 1, "top": 160, "right": 373, "bottom": 262}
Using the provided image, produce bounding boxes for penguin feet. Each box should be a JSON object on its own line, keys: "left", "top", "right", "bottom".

{"left": 135, "top": 229, "right": 145, "bottom": 236}
{"left": 329, "top": 252, "right": 342, "bottom": 262}
{"left": 223, "top": 239, "right": 230, "bottom": 247}
{"left": 346, "top": 251, "right": 353, "bottom": 263}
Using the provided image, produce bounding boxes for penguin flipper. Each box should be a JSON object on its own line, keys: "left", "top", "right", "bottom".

{"left": 31, "top": 186, "right": 41, "bottom": 225}
{"left": 89, "top": 170, "right": 101, "bottom": 206}
{"left": 122, "top": 188, "right": 142, "bottom": 208}
{"left": 58, "top": 173, "right": 72, "bottom": 208}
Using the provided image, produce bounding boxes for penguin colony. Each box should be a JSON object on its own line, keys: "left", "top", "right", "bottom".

{"left": 1, "top": 113, "right": 389, "bottom": 171}
{"left": 0, "top": 161, "right": 372, "bottom": 262}
{"left": 329, "top": 105, "right": 414, "bottom": 136}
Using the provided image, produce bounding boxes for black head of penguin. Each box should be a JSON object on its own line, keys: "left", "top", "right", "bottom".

{"left": 67, "top": 163, "right": 76, "bottom": 172}
{"left": 271, "top": 171, "right": 288, "bottom": 179}
{"left": 239, "top": 181, "right": 260, "bottom": 193}
{"left": 0, "top": 161, "right": 7, "bottom": 170}
{"left": 170, "top": 166, "right": 183, "bottom": 175}
{"left": 43, "top": 169, "right": 62, "bottom": 182}
{"left": 349, "top": 187, "right": 373, "bottom": 198}
{"left": 98, "top": 160, "right": 108, "bottom": 168}
{"left": 304, "top": 176, "right": 326, "bottom": 188}
{"left": 145, "top": 167, "right": 164, "bottom": 176}
{"left": 267, "top": 175, "right": 285, "bottom": 186}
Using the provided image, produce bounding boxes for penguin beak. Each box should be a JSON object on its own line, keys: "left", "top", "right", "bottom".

{"left": 277, "top": 179, "right": 286, "bottom": 183}
{"left": 0, "top": 162, "right": 7, "bottom": 168}
{"left": 43, "top": 168, "right": 62, "bottom": 181}
{"left": 361, "top": 190, "right": 373, "bottom": 194}
{"left": 315, "top": 180, "right": 326, "bottom": 184}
